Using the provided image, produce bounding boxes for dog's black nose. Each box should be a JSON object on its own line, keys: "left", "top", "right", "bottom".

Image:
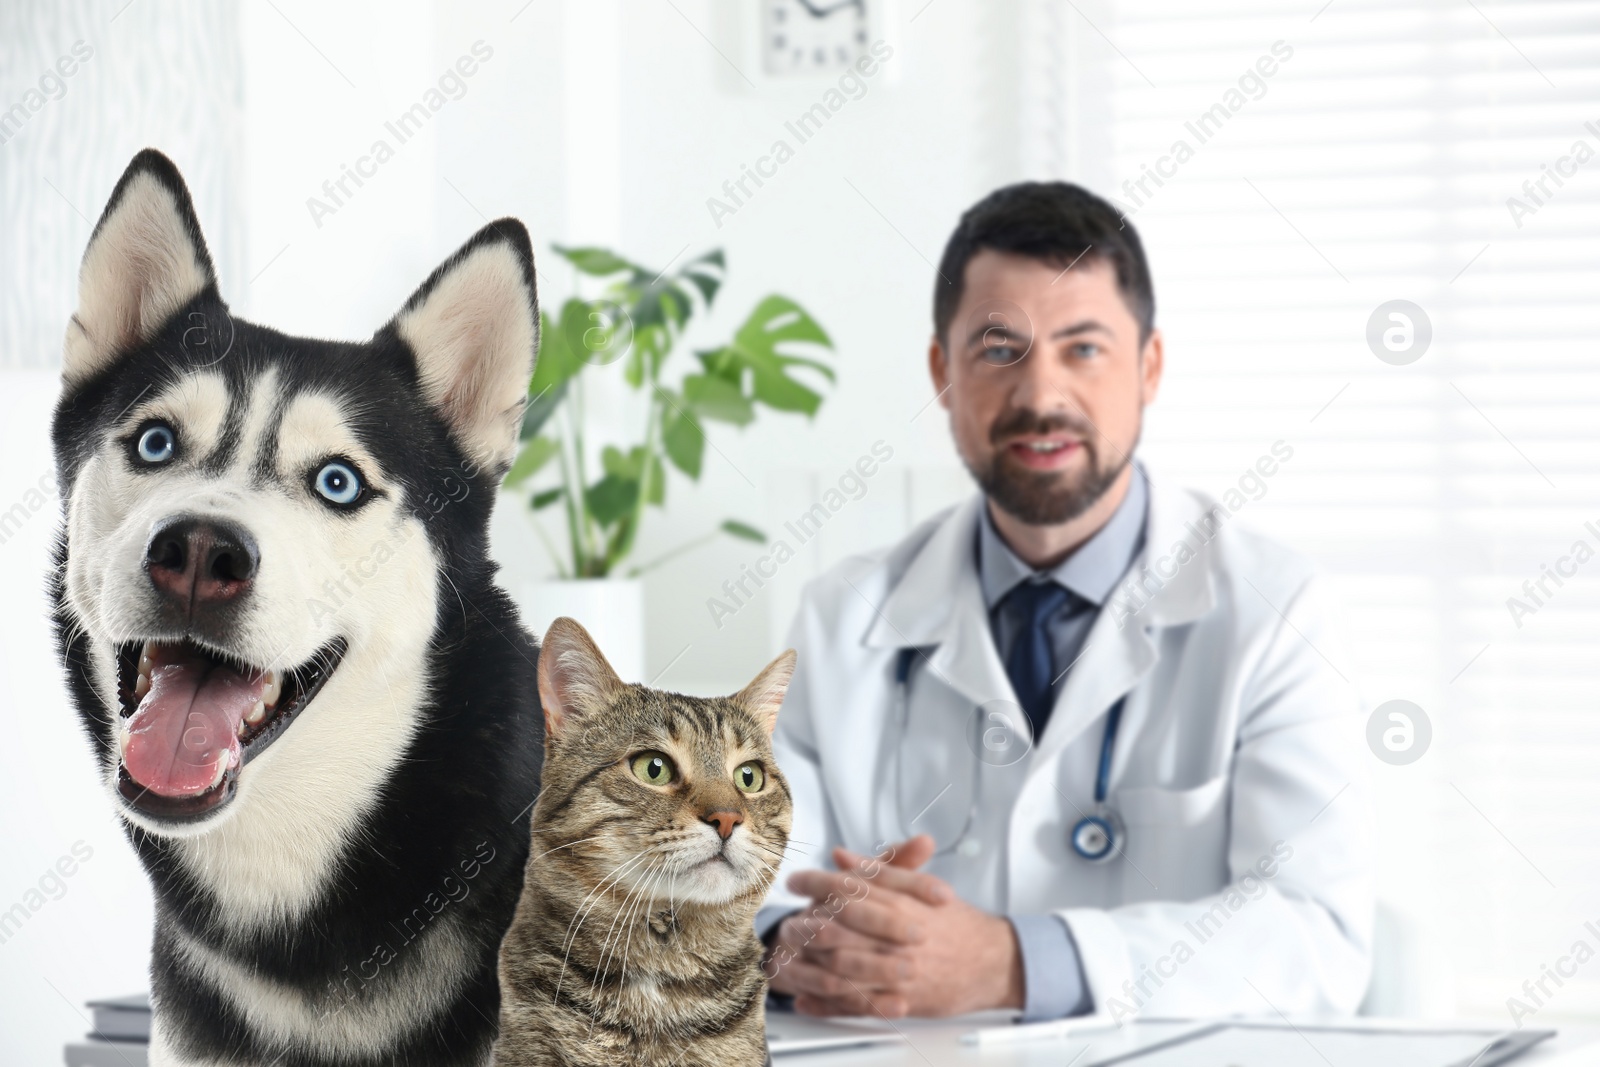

{"left": 144, "top": 516, "right": 259, "bottom": 607}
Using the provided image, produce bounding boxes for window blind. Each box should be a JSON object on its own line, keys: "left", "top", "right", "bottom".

{"left": 1038, "top": 0, "right": 1600, "bottom": 1018}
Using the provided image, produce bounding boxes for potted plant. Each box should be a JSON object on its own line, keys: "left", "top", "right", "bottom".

{"left": 502, "top": 244, "right": 835, "bottom": 679}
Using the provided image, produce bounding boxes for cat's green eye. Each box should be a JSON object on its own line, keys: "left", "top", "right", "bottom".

{"left": 630, "top": 752, "right": 676, "bottom": 786}
{"left": 734, "top": 761, "right": 765, "bottom": 794}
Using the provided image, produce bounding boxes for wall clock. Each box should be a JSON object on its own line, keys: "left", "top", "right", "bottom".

{"left": 761, "top": 0, "right": 870, "bottom": 76}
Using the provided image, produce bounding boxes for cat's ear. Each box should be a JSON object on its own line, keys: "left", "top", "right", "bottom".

{"left": 732, "top": 649, "right": 796, "bottom": 735}
{"left": 538, "top": 617, "right": 626, "bottom": 740}
{"left": 65, "top": 149, "right": 218, "bottom": 387}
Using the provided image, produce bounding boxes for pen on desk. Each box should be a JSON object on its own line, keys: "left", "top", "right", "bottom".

{"left": 960, "top": 1014, "right": 1121, "bottom": 1047}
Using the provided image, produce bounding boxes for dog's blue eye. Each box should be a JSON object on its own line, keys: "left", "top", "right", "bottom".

{"left": 314, "top": 461, "right": 363, "bottom": 506}
{"left": 136, "top": 424, "right": 176, "bottom": 465}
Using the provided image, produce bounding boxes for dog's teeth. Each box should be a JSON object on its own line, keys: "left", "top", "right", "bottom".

{"left": 262, "top": 670, "right": 282, "bottom": 709}
{"left": 245, "top": 699, "right": 267, "bottom": 725}
{"left": 237, "top": 719, "right": 249, "bottom": 739}
{"left": 134, "top": 642, "right": 154, "bottom": 699}
{"left": 210, "top": 755, "right": 227, "bottom": 790}
{"left": 118, "top": 725, "right": 130, "bottom": 758}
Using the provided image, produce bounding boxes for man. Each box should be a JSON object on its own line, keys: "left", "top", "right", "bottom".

{"left": 759, "top": 182, "right": 1372, "bottom": 1022}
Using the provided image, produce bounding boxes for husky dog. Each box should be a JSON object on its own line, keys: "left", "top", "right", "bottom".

{"left": 51, "top": 149, "right": 544, "bottom": 1066}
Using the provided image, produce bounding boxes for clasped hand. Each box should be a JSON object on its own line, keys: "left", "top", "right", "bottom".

{"left": 764, "top": 834, "right": 1024, "bottom": 1018}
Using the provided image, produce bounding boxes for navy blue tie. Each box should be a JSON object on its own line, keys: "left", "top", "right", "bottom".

{"left": 1002, "top": 580, "right": 1071, "bottom": 738}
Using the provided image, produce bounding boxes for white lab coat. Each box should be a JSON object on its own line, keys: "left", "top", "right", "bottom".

{"left": 759, "top": 473, "right": 1374, "bottom": 1019}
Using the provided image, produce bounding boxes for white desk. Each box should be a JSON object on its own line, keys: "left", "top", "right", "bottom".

{"left": 768, "top": 1013, "right": 1600, "bottom": 1066}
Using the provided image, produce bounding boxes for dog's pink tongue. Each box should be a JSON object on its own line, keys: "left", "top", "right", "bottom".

{"left": 122, "top": 646, "right": 264, "bottom": 798}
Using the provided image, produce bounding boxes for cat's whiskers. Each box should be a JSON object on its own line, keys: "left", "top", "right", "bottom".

{"left": 748, "top": 839, "right": 799, "bottom": 865}
{"left": 592, "top": 857, "right": 655, "bottom": 994}
{"left": 752, "top": 838, "right": 796, "bottom": 857}
{"left": 553, "top": 845, "right": 666, "bottom": 1004}
{"left": 630, "top": 863, "right": 675, "bottom": 972}
{"left": 748, "top": 858, "right": 786, "bottom": 895}
{"left": 528, "top": 834, "right": 611, "bottom": 864}
{"left": 610, "top": 871, "right": 654, "bottom": 1008}
{"left": 560, "top": 850, "right": 658, "bottom": 972}
{"left": 607, "top": 858, "right": 673, "bottom": 1027}
{"left": 558, "top": 845, "right": 661, "bottom": 957}
{"left": 587, "top": 856, "right": 668, "bottom": 1034}
{"left": 567, "top": 839, "right": 678, "bottom": 998}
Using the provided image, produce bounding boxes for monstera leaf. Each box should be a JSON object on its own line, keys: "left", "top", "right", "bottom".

{"left": 659, "top": 388, "right": 705, "bottom": 479}
{"left": 681, "top": 373, "right": 754, "bottom": 426}
{"left": 551, "top": 244, "right": 641, "bottom": 277}
{"left": 600, "top": 445, "right": 665, "bottom": 507}
{"left": 680, "top": 249, "right": 725, "bottom": 308}
{"left": 697, "top": 295, "right": 835, "bottom": 416}
{"left": 721, "top": 520, "right": 765, "bottom": 543}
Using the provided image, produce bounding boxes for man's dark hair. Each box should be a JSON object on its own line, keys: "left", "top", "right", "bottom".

{"left": 933, "top": 181, "right": 1155, "bottom": 348}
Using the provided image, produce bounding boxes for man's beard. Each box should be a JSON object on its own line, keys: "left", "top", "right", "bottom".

{"left": 967, "top": 407, "right": 1133, "bottom": 526}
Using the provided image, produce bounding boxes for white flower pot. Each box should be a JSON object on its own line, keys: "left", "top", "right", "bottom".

{"left": 512, "top": 578, "right": 646, "bottom": 683}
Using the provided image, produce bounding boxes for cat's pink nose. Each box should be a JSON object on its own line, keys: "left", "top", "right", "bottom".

{"left": 703, "top": 810, "right": 743, "bottom": 840}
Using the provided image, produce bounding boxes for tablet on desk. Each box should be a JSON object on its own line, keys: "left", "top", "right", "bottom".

{"left": 766, "top": 1013, "right": 906, "bottom": 1055}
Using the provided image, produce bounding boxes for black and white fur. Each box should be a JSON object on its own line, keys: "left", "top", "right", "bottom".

{"left": 51, "top": 149, "right": 545, "bottom": 1066}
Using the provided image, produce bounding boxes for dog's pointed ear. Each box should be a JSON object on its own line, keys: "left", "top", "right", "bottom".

{"left": 64, "top": 149, "right": 218, "bottom": 387}
{"left": 732, "top": 649, "right": 796, "bottom": 735}
{"left": 389, "top": 219, "right": 538, "bottom": 475}
{"left": 538, "top": 617, "right": 626, "bottom": 742}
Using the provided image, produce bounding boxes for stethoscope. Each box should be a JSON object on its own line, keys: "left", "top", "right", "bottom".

{"left": 891, "top": 647, "right": 1127, "bottom": 863}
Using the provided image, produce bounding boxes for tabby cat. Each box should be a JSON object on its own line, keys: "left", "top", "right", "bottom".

{"left": 493, "top": 616, "right": 794, "bottom": 1067}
